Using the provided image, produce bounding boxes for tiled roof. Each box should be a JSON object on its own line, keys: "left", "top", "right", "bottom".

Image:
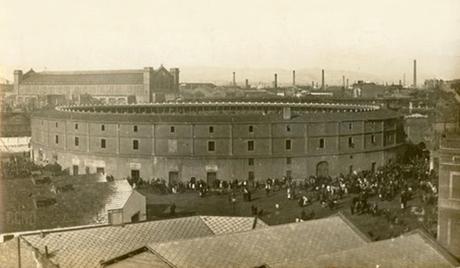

{"left": 33, "top": 108, "right": 401, "bottom": 124}
{"left": 199, "top": 216, "right": 267, "bottom": 235}
{"left": 21, "top": 216, "right": 267, "bottom": 268}
{"left": 276, "top": 230, "right": 459, "bottom": 268}
{"left": 148, "top": 216, "right": 369, "bottom": 268}
{"left": 21, "top": 70, "right": 144, "bottom": 85}
{"left": 0, "top": 238, "right": 37, "bottom": 268}
{"left": 106, "top": 250, "right": 171, "bottom": 268}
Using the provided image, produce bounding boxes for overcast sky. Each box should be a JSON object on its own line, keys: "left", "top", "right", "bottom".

{"left": 1, "top": 0, "right": 459, "bottom": 83}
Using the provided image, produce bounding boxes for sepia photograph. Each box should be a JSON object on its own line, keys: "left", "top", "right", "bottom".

{"left": 0, "top": 0, "right": 459, "bottom": 267}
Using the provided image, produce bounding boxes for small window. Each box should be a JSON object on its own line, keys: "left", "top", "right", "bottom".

{"left": 286, "top": 157, "right": 292, "bottom": 165}
{"left": 55, "top": 122, "right": 58, "bottom": 128}
{"left": 286, "top": 125, "right": 291, "bottom": 132}
{"left": 133, "top": 140, "right": 139, "bottom": 150}
{"left": 101, "top": 125, "right": 105, "bottom": 131}
{"left": 286, "top": 170, "right": 292, "bottom": 178}
{"left": 75, "top": 123, "right": 79, "bottom": 130}
{"left": 348, "top": 137, "right": 354, "bottom": 148}
{"left": 248, "top": 140, "right": 254, "bottom": 151}
{"left": 248, "top": 158, "right": 254, "bottom": 166}
{"left": 35, "top": 198, "right": 57, "bottom": 208}
{"left": 208, "top": 141, "right": 215, "bottom": 152}
{"left": 170, "top": 126, "right": 175, "bottom": 133}
{"left": 249, "top": 125, "right": 254, "bottom": 133}
{"left": 348, "top": 122, "right": 353, "bottom": 130}
{"left": 319, "top": 138, "right": 325, "bottom": 148}
{"left": 209, "top": 126, "right": 214, "bottom": 133}
{"left": 74, "top": 137, "right": 79, "bottom": 146}
{"left": 133, "top": 125, "right": 138, "bottom": 132}
{"left": 285, "top": 139, "right": 292, "bottom": 150}
{"left": 371, "top": 135, "right": 376, "bottom": 144}
{"left": 55, "top": 135, "right": 59, "bottom": 144}
{"left": 101, "top": 139, "right": 106, "bottom": 148}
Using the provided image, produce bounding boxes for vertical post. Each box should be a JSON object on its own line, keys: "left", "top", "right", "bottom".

{"left": 321, "top": 69, "right": 325, "bottom": 90}
{"left": 292, "top": 70, "right": 296, "bottom": 86}
{"left": 17, "top": 237, "right": 21, "bottom": 268}
{"left": 413, "top": 59, "right": 417, "bottom": 88}
{"left": 274, "top": 73, "right": 278, "bottom": 89}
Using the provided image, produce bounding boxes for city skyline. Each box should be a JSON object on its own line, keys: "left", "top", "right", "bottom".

{"left": 1, "top": 0, "right": 459, "bottom": 82}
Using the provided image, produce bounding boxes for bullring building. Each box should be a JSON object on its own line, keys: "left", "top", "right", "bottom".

{"left": 30, "top": 102, "right": 405, "bottom": 184}
{"left": 14, "top": 66, "right": 179, "bottom": 104}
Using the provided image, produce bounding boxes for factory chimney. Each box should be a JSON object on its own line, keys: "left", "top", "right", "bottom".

{"left": 274, "top": 73, "right": 278, "bottom": 89}
{"left": 342, "top": 75, "right": 345, "bottom": 88}
{"left": 321, "top": 69, "right": 325, "bottom": 90}
{"left": 292, "top": 70, "right": 296, "bottom": 86}
{"left": 346, "top": 78, "right": 349, "bottom": 89}
{"left": 245, "top": 79, "right": 249, "bottom": 89}
{"left": 413, "top": 59, "right": 417, "bottom": 88}
{"left": 232, "top": 72, "right": 236, "bottom": 86}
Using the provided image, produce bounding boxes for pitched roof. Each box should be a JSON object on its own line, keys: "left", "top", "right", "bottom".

{"left": 105, "top": 180, "right": 137, "bottom": 211}
{"left": 21, "top": 69, "right": 145, "bottom": 85}
{"left": 276, "top": 230, "right": 459, "bottom": 268}
{"left": 20, "top": 216, "right": 266, "bottom": 268}
{"left": 0, "top": 238, "right": 37, "bottom": 268}
{"left": 148, "top": 216, "right": 369, "bottom": 268}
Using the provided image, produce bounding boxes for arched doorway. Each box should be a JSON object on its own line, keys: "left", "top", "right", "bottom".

{"left": 316, "top": 161, "right": 329, "bottom": 178}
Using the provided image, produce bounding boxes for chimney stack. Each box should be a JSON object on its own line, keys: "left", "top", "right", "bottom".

{"left": 342, "top": 75, "right": 345, "bottom": 88}
{"left": 245, "top": 79, "right": 249, "bottom": 89}
{"left": 413, "top": 59, "right": 417, "bottom": 88}
{"left": 311, "top": 81, "right": 314, "bottom": 89}
{"left": 321, "top": 69, "right": 325, "bottom": 90}
{"left": 274, "top": 73, "right": 278, "bottom": 89}
{"left": 292, "top": 70, "right": 296, "bottom": 86}
{"left": 346, "top": 78, "right": 349, "bottom": 89}
{"left": 232, "top": 72, "right": 236, "bottom": 86}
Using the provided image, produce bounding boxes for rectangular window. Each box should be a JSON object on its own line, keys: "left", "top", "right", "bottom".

{"left": 75, "top": 123, "right": 79, "bottom": 130}
{"left": 35, "top": 198, "right": 57, "bottom": 208}
{"left": 208, "top": 141, "right": 215, "bottom": 152}
{"left": 209, "top": 126, "right": 214, "bottom": 133}
{"left": 101, "top": 139, "right": 106, "bottom": 148}
{"left": 55, "top": 135, "right": 59, "bottom": 144}
{"left": 319, "top": 138, "right": 325, "bottom": 148}
{"left": 371, "top": 135, "right": 376, "bottom": 144}
{"left": 249, "top": 125, "right": 254, "bottom": 133}
{"left": 75, "top": 137, "right": 79, "bottom": 146}
{"left": 348, "top": 122, "right": 353, "bottom": 130}
{"left": 286, "top": 125, "right": 291, "bottom": 132}
{"left": 248, "top": 140, "right": 254, "bottom": 151}
{"left": 286, "top": 157, "right": 292, "bottom": 165}
{"left": 285, "top": 139, "right": 292, "bottom": 150}
{"left": 133, "top": 140, "right": 139, "bottom": 150}
{"left": 101, "top": 124, "right": 105, "bottom": 131}
{"left": 170, "top": 126, "right": 175, "bottom": 133}
{"left": 248, "top": 158, "right": 254, "bottom": 166}
{"left": 133, "top": 125, "right": 138, "bottom": 132}
{"left": 348, "top": 137, "right": 354, "bottom": 148}
{"left": 55, "top": 122, "right": 58, "bottom": 128}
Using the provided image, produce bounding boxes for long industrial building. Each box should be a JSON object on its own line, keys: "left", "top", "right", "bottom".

{"left": 30, "top": 102, "right": 405, "bottom": 183}
{"left": 13, "top": 66, "right": 179, "bottom": 104}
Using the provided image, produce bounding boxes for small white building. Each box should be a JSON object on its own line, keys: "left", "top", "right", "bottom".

{"left": 105, "top": 180, "right": 147, "bottom": 224}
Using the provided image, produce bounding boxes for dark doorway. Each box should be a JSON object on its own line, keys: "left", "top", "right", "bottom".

{"left": 349, "top": 165, "right": 353, "bottom": 175}
{"left": 131, "top": 212, "right": 140, "bottom": 223}
{"left": 207, "top": 172, "right": 217, "bottom": 187}
{"left": 371, "top": 162, "right": 376, "bottom": 173}
{"left": 168, "top": 171, "right": 179, "bottom": 186}
{"left": 96, "top": 167, "right": 105, "bottom": 174}
{"left": 316, "top": 161, "right": 328, "bottom": 178}
{"left": 131, "top": 169, "right": 140, "bottom": 180}
{"left": 72, "top": 165, "right": 79, "bottom": 176}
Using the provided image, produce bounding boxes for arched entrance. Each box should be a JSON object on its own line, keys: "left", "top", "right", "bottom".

{"left": 316, "top": 161, "right": 329, "bottom": 178}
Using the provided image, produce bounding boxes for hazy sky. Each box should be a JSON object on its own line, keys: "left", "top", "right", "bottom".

{"left": 1, "top": 0, "right": 459, "bottom": 83}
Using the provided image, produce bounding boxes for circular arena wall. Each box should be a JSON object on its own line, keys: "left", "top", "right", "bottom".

{"left": 30, "top": 102, "right": 405, "bottom": 183}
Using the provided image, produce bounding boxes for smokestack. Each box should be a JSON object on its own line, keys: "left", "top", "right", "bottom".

{"left": 311, "top": 81, "right": 314, "bottom": 89}
{"left": 245, "top": 79, "right": 249, "bottom": 89}
{"left": 232, "top": 72, "right": 236, "bottom": 86}
{"left": 399, "top": 80, "right": 402, "bottom": 86}
{"left": 292, "top": 70, "right": 296, "bottom": 86}
{"left": 321, "top": 69, "right": 325, "bottom": 90}
{"left": 403, "top": 73, "right": 406, "bottom": 87}
{"left": 274, "top": 73, "right": 278, "bottom": 89}
{"left": 342, "top": 75, "right": 345, "bottom": 88}
{"left": 413, "top": 59, "right": 417, "bottom": 88}
{"left": 346, "top": 78, "right": 349, "bottom": 89}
